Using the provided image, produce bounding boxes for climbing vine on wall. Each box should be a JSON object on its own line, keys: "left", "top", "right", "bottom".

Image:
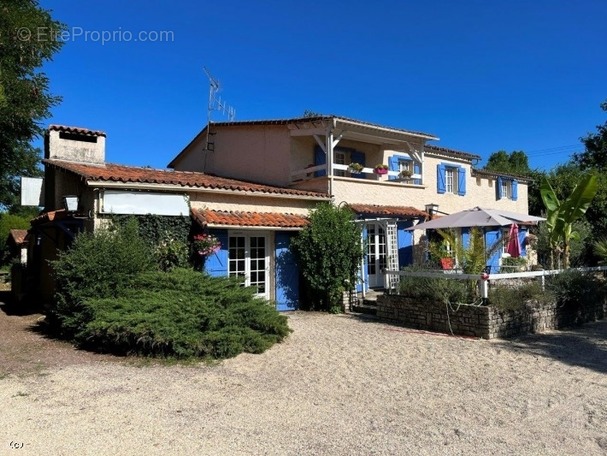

{"left": 112, "top": 215, "right": 192, "bottom": 271}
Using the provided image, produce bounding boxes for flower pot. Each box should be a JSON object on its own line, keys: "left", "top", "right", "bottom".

{"left": 374, "top": 168, "right": 388, "bottom": 175}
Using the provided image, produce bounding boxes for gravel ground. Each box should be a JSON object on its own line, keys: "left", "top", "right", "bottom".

{"left": 1, "top": 306, "right": 606, "bottom": 456}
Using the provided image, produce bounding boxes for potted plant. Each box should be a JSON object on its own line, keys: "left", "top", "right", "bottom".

{"left": 373, "top": 164, "right": 389, "bottom": 175}
{"left": 192, "top": 233, "right": 221, "bottom": 257}
{"left": 398, "top": 169, "right": 413, "bottom": 179}
{"left": 347, "top": 162, "right": 364, "bottom": 174}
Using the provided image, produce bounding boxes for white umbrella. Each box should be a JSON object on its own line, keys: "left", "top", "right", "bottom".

{"left": 406, "top": 206, "right": 545, "bottom": 230}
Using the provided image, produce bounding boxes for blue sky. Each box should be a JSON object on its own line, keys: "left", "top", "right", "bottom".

{"left": 37, "top": 0, "right": 606, "bottom": 171}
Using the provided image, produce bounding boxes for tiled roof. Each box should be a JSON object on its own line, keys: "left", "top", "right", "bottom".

{"left": 48, "top": 125, "right": 106, "bottom": 137}
{"left": 471, "top": 168, "right": 532, "bottom": 183}
{"left": 30, "top": 209, "right": 71, "bottom": 225}
{"left": 44, "top": 160, "right": 329, "bottom": 199}
{"left": 8, "top": 229, "right": 28, "bottom": 245}
{"left": 209, "top": 115, "right": 438, "bottom": 139}
{"left": 348, "top": 204, "right": 428, "bottom": 219}
{"left": 424, "top": 144, "right": 481, "bottom": 161}
{"left": 192, "top": 209, "right": 308, "bottom": 229}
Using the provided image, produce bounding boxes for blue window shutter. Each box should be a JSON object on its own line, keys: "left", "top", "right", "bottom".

{"left": 413, "top": 161, "right": 421, "bottom": 185}
{"left": 397, "top": 221, "right": 413, "bottom": 267}
{"left": 512, "top": 179, "right": 518, "bottom": 201}
{"left": 388, "top": 155, "right": 399, "bottom": 180}
{"left": 457, "top": 167, "right": 466, "bottom": 196}
{"left": 437, "top": 164, "right": 446, "bottom": 194}
{"left": 350, "top": 150, "right": 366, "bottom": 179}
{"left": 496, "top": 176, "right": 503, "bottom": 200}
{"left": 204, "top": 229, "right": 228, "bottom": 277}
{"left": 275, "top": 232, "right": 299, "bottom": 311}
{"left": 314, "top": 145, "right": 326, "bottom": 177}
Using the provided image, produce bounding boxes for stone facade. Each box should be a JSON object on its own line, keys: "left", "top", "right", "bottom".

{"left": 377, "top": 295, "right": 606, "bottom": 339}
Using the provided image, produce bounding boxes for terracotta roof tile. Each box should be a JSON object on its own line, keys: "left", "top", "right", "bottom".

{"left": 471, "top": 168, "right": 532, "bottom": 183}
{"left": 425, "top": 144, "right": 481, "bottom": 161}
{"left": 48, "top": 125, "right": 106, "bottom": 137}
{"left": 192, "top": 209, "right": 308, "bottom": 229}
{"left": 8, "top": 229, "right": 28, "bottom": 245}
{"left": 348, "top": 204, "right": 428, "bottom": 219}
{"left": 44, "top": 160, "right": 329, "bottom": 199}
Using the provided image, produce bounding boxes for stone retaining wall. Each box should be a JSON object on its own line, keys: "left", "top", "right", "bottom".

{"left": 377, "top": 295, "right": 607, "bottom": 339}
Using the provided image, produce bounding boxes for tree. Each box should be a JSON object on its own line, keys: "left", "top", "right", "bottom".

{"left": 484, "top": 150, "right": 531, "bottom": 176}
{"left": 0, "top": 1, "right": 65, "bottom": 211}
{"left": 540, "top": 173, "right": 598, "bottom": 269}
{"left": 574, "top": 99, "right": 607, "bottom": 171}
{"left": 290, "top": 203, "right": 364, "bottom": 312}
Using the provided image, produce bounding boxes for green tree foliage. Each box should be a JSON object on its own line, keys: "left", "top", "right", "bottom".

{"left": 574, "top": 99, "right": 607, "bottom": 171}
{"left": 0, "top": 0, "right": 65, "bottom": 210}
{"left": 540, "top": 173, "right": 598, "bottom": 269}
{"left": 484, "top": 150, "right": 531, "bottom": 176}
{"left": 0, "top": 212, "right": 31, "bottom": 263}
{"left": 291, "top": 202, "right": 364, "bottom": 312}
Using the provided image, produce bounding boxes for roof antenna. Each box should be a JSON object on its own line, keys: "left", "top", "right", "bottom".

{"left": 203, "top": 67, "right": 236, "bottom": 152}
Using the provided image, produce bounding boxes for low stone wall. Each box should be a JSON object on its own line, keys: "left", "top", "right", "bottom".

{"left": 377, "top": 295, "right": 607, "bottom": 339}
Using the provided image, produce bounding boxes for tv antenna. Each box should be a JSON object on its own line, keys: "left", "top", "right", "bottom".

{"left": 203, "top": 67, "right": 236, "bottom": 124}
{"left": 202, "top": 67, "right": 236, "bottom": 153}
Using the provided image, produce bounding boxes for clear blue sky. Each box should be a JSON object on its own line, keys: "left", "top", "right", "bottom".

{"left": 37, "top": 0, "right": 607, "bottom": 171}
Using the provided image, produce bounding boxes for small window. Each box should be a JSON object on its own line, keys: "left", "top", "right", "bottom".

{"left": 445, "top": 167, "right": 458, "bottom": 194}
{"left": 501, "top": 180, "right": 511, "bottom": 199}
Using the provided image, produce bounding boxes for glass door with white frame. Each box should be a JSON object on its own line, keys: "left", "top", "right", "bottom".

{"left": 228, "top": 232, "right": 270, "bottom": 299}
{"left": 366, "top": 223, "right": 387, "bottom": 289}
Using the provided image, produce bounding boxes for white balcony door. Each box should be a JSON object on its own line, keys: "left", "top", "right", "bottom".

{"left": 366, "top": 223, "right": 387, "bottom": 288}
{"left": 228, "top": 232, "right": 270, "bottom": 299}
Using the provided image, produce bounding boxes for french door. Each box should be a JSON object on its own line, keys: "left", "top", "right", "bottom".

{"left": 228, "top": 232, "right": 270, "bottom": 299}
{"left": 366, "top": 223, "right": 387, "bottom": 288}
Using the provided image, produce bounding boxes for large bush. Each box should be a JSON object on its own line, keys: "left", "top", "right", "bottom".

{"left": 291, "top": 202, "right": 364, "bottom": 312}
{"left": 49, "top": 220, "right": 290, "bottom": 358}
{"left": 72, "top": 270, "right": 290, "bottom": 359}
{"left": 398, "top": 266, "right": 473, "bottom": 304}
{"left": 546, "top": 270, "right": 605, "bottom": 310}
{"left": 50, "top": 218, "right": 155, "bottom": 337}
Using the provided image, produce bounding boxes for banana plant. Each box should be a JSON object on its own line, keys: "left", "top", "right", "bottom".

{"left": 540, "top": 173, "right": 598, "bottom": 269}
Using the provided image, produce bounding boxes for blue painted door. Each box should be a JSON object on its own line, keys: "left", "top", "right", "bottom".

{"left": 275, "top": 232, "right": 299, "bottom": 311}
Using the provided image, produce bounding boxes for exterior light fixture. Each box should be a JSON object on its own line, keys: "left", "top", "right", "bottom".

{"left": 424, "top": 203, "right": 439, "bottom": 217}
{"left": 63, "top": 195, "right": 79, "bottom": 212}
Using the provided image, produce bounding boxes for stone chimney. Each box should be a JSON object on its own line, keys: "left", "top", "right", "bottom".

{"left": 45, "top": 125, "right": 106, "bottom": 164}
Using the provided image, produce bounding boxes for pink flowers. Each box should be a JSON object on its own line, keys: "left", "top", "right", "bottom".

{"left": 192, "top": 233, "right": 221, "bottom": 256}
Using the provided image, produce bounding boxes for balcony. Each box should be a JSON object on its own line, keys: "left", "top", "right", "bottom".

{"left": 290, "top": 163, "right": 422, "bottom": 184}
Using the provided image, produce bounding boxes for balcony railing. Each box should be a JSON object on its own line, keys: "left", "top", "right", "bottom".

{"left": 291, "top": 163, "right": 422, "bottom": 182}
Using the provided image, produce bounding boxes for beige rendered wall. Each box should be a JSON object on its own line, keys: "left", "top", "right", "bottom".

{"left": 332, "top": 153, "right": 529, "bottom": 214}
{"left": 174, "top": 125, "right": 292, "bottom": 187}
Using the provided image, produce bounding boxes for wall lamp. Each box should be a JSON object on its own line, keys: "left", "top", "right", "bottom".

{"left": 63, "top": 195, "right": 79, "bottom": 212}
{"left": 424, "top": 203, "right": 449, "bottom": 218}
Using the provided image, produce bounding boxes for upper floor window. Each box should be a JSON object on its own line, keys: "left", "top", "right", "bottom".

{"left": 335, "top": 150, "right": 347, "bottom": 177}
{"left": 437, "top": 164, "right": 466, "bottom": 196}
{"left": 497, "top": 177, "right": 518, "bottom": 201}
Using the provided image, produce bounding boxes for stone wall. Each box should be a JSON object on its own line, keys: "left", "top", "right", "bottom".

{"left": 377, "top": 295, "right": 607, "bottom": 339}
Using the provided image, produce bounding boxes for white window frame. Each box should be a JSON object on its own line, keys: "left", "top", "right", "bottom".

{"left": 228, "top": 231, "right": 270, "bottom": 300}
{"left": 501, "top": 180, "right": 512, "bottom": 199}
{"left": 445, "top": 167, "right": 458, "bottom": 194}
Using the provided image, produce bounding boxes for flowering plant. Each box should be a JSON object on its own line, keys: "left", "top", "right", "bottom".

{"left": 192, "top": 233, "right": 221, "bottom": 256}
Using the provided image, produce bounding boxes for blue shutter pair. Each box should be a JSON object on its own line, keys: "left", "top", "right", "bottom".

{"left": 436, "top": 164, "right": 466, "bottom": 195}
{"left": 496, "top": 177, "right": 518, "bottom": 200}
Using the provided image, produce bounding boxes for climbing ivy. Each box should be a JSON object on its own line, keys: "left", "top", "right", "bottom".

{"left": 112, "top": 215, "right": 192, "bottom": 271}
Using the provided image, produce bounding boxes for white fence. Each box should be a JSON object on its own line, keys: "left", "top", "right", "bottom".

{"left": 384, "top": 265, "right": 607, "bottom": 294}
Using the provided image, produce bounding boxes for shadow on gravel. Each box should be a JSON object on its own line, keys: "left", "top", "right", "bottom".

{"left": 0, "top": 291, "right": 45, "bottom": 316}
{"left": 491, "top": 320, "right": 607, "bottom": 375}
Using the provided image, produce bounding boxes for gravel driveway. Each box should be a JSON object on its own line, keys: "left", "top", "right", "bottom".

{"left": 1, "top": 307, "right": 606, "bottom": 455}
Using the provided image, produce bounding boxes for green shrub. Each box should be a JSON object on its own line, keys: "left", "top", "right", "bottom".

{"left": 49, "top": 219, "right": 156, "bottom": 337}
{"left": 72, "top": 269, "right": 290, "bottom": 359}
{"left": 397, "top": 267, "right": 473, "bottom": 304}
{"left": 546, "top": 270, "right": 605, "bottom": 310}
{"left": 488, "top": 280, "right": 551, "bottom": 311}
{"left": 291, "top": 202, "right": 364, "bottom": 312}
